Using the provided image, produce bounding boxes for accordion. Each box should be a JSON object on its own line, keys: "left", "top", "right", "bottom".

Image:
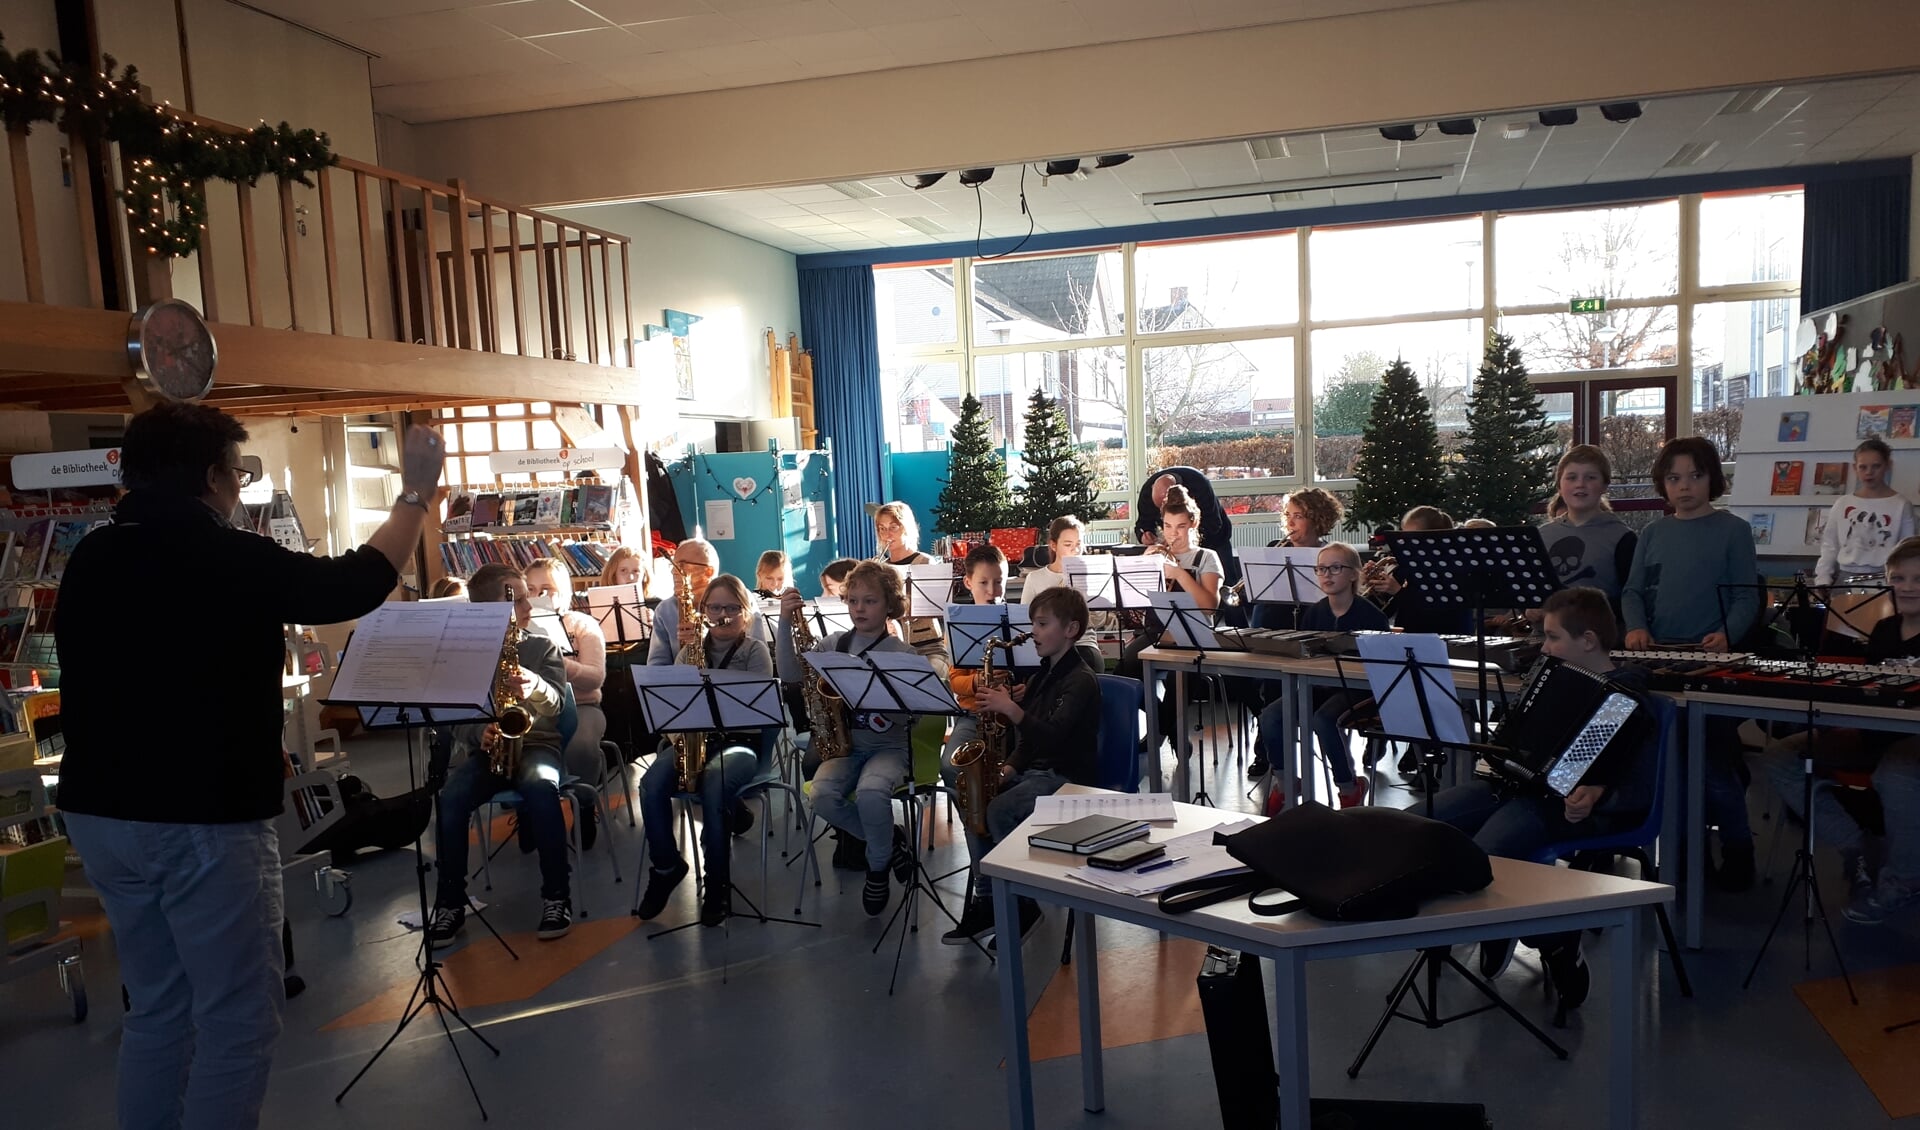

{"left": 1486, "top": 656, "right": 1645, "bottom": 797}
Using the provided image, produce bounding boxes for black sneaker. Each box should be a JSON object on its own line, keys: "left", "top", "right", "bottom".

{"left": 1543, "top": 939, "right": 1590, "bottom": 1010}
{"left": 1477, "top": 937, "right": 1517, "bottom": 981}
{"left": 537, "top": 897, "right": 572, "bottom": 940}
{"left": 727, "top": 802, "right": 755, "bottom": 838}
{"left": 427, "top": 905, "right": 465, "bottom": 949}
{"left": 832, "top": 831, "right": 868, "bottom": 871}
{"left": 1246, "top": 755, "right": 1270, "bottom": 779}
{"left": 862, "top": 870, "right": 891, "bottom": 916}
{"left": 890, "top": 825, "right": 916, "bottom": 884}
{"left": 635, "top": 856, "right": 689, "bottom": 920}
{"left": 701, "top": 883, "right": 730, "bottom": 927}
{"left": 941, "top": 897, "right": 996, "bottom": 945}
{"left": 988, "top": 899, "right": 1042, "bottom": 953}
{"left": 576, "top": 788, "right": 599, "bottom": 853}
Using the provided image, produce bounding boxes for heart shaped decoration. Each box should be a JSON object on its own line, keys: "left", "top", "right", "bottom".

{"left": 733, "top": 476, "right": 757, "bottom": 499}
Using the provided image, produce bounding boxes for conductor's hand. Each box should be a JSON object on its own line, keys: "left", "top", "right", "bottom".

{"left": 779, "top": 586, "right": 805, "bottom": 624}
{"left": 400, "top": 425, "right": 448, "bottom": 494}
{"left": 1701, "top": 631, "right": 1730, "bottom": 653}
{"left": 1563, "top": 785, "right": 1605, "bottom": 824}
{"left": 1624, "top": 629, "right": 1654, "bottom": 651}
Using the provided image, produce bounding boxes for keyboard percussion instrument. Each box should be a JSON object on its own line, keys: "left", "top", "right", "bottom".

{"left": 1611, "top": 649, "right": 1920, "bottom": 708}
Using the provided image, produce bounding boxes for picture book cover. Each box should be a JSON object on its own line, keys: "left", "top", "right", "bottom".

{"left": 497, "top": 494, "right": 519, "bottom": 527}
{"left": 1813, "top": 462, "right": 1849, "bottom": 495}
{"left": 510, "top": 493, "right": 541, "bottom": 527}
{"left": 1858, "top": 405, "right": 1891, "bottom": 438}
{"left": 1894, "top": 406, "right": 1918, "bottom": 440}
{"left": 1777, "top": 411, "right": 1809, "bottom": 443}
{"left": 1770, "top": 461, "right": 1804, "bottom": 496}
{"left": 1749, "top": 512, "right": 1774, "bottom": 546}
{"left": 470, "top": 493, "right": 501, "bottom": 528}
{"left": 7, "top": 520, "right": 50, "bottom": 582}
{"left": 443, "top": 491, "right": 475, "bottom": 533}
{"left": 1805, "top": 507, "right": 1830, "bottom": 546}
{"left": 535, "top": 489, "right": 563, "bottom": 527}
{"left": 578, "top": 484, "right": 614, "bottom": 526}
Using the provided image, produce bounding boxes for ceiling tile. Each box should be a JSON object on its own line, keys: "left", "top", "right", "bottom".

{"left": 622, "top": 12, "right": 757, "bottom": 48}
{"left": 472, "top": 0, "right": 616, "bottom": 37}
{"left": 530, "top": 26, "right": 650, "bottom": 63}
{"left": 826, "top": 0, "right": 961, "bottom": 26}
{"left": 332, "top": 10, "right": 511, "bottom": 55}
{"left": 1067, "top": 0, "right": 1198, "bottom": 40}
{"left": 595, "top": 53, "right": 709, "bottom": 86}
{"left": 732, "top": 0, "right": 856, "bottom": 37}
{"left": 777, "top": 28, "right": 891, "bottom": 63}
{"left": 704, "top": 0, "right": 806, "bottom": 11}
{"left": 870, "top": 16, "right": 998, "bottom": 57}
{"left": 580, "top": 0, "right": 715, "bottom": 21}
{"left": 371, "top": 38, "right": 560, "bottom": 87}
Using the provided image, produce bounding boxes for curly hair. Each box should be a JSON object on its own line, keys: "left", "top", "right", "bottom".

{"left": 1284, "top": 488, "right": 1344, "bottom": 540}
{"left": 844, "top": 561, "right": 909, "bottom": 620}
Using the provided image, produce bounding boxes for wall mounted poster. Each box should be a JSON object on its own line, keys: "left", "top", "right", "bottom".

{"left": 1770, "top": 461, "right": 1804, "bottom": 495}
{"left": 1778, "top": 411, "right": 1809, "bottom": 442}
{"left": 1813, "top": 462, "right": 1849, "bottom": 495}
{"left": 1893, "top": 406, "right": 1917, "bottom": 439}
{"left": 1859, "top": 405, "right": 1891, "bottom": 438}
{"left": 1805, "top": 507, "right": 1830, "bottom": 547}
{"left": 1750, "top": 512, "right": 1774, "bottom": 546}
{"left": 673, "top": 336, "right": 694, "bottom": 400}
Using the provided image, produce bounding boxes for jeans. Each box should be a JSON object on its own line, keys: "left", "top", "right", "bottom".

{"left": 563, "top": 702, "right": 608, "bottom": 782}
{"left": 1427, "top": 779, "right": 1601, "bottom": 949}
{"left": 640, "top": 729, "right": 774, "bottom": 875}
{"left": 1763, "top": 735, "right": 1920, "bottom": 889}
{"left": 63, "top": 813, "right": 285, "bottom": 1130}
{"left": 811, "top": 745, "right": 909, "bottom": 871}
{"left": 968, "top": 768, "right": 1069, "bottom": 893}
{"left": 1701, "top": 717, "right": 1753, "bottom": 846}
{"left": 436, "top": 746, "right": 570, "bottom": 905}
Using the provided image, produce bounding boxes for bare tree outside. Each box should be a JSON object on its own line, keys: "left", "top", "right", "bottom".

{"left": 1509, "top": 209, "right": 1680, "bottom": 371}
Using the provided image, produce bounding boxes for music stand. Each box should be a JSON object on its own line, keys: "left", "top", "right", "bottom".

{"left": 946, "top": 603, "right": 1040, "bottom": 668}
{"left": 628, "top": 665, "right": 815, "bottom": 948}
{"left": 1147, "top": 592, "right": 1249, "bottom": 807}
{"left": 323, "top": 601, "right": 519, "bottom": 1119}
{"left": 1237, "top": 546, "right": 1324, "bottom": 629}
{"left": 585, "top": 582, "right": 652, "bottom": 646}
{"left": 801, "top": 597, "right": 855, "bottom": 638}
{"left": 1718, "top": 579, "right": 1872, "bottom": 1002}
{"left": 1338, "top": 633, "right": 1566, "bottom": 1077}
{"left": 1065, "top": 553, "right": 1164, "bottom": 611}
{"left": 892, "top": 563, "right": 957, "bottom": 621}
{"left": 803, "top": 650, "right": 968, "bottom": 993}
{"left": 524, "top": 608, "right": 576, "bottom": 656}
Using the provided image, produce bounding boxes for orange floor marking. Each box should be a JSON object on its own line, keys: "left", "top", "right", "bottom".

{"left": 321, "top": 916, "right": 640, "bottom": 1032}
{"left": 1024, "top": 937, "right": 1211, "bottom": 1062}
{"left": 1797, "top": 963, "right": 1920, "bottom": 1119}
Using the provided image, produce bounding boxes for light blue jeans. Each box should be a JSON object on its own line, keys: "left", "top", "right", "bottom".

{"left": 1762, "top": 735, "right": 1920, "bottom": 890}
{"left": 812, "top": 745, "right": 909, "bottom": 872}
{"left": 64, "top": 813, "right": 285, "bottom": 1130}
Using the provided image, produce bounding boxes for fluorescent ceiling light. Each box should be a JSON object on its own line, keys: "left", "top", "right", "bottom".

{"left": 899, "top": 216, "right": 949, "bottom": 238}
{"left": 1141, "top": 166, "right": 1453, "bottom": 207}
{"left": 1719, "top": 87, "right": 1782, "bottom": 115}
{"left": 1246, "top": 136, "right": 1292, "bottom": 161}
{"left": 1663, "top": 140, "right": 1719, "bottom": 168}
{"left": 828, "top": 181, "right": 883, "bottom": 199}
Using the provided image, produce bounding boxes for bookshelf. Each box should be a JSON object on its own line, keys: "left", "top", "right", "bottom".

{"left": 439, "top": 480, "right": 627, "bottom": 582}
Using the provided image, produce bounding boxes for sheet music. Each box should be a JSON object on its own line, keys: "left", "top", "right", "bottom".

{"left": 1063, "top": 555, "right": 1116, "bottom": 609}
{"left": 1355, "top": 632, "right": 1469, "bottom": 747}
{"left": 1031, "top": 791, "right": 1176, "bottom": 825}
{"left": 585, "top": 582, "right": 652, "bottom": 644}
{"left": 1237, "top": 546, "right": 1323, "bottom": 604}
{"left": 1150, "top": 592, "right": 1238, "bottom": 650}
{"left": 804, "top": 649, "right": 961, "bottom": 715}
{"left": 805, "top": 597, "right": 854, "bottom": 636}
{"left": 327, "top": 601, "right": 508, "bottom": 710}
{"left": 1112, "top": 553, "right": 1166, "bottom": 608}
{"left": 630, "top": 665, "right": 786, "bottom": 733}
{"left": 524, "top": 608, "right": 575, "bottom": 656}
{"left": 891, "top": 563, "right": 956, "bottom": 619}
{"left": 945, "top": 603, "right": 1040, "bottom": 667}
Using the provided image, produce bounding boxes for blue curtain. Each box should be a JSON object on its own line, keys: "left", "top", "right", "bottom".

{"left": 1802, "top": 170, "right": 1910, "bottom": 314}
{"left": 800, "top": 265, "right": 884, "bottom": 559}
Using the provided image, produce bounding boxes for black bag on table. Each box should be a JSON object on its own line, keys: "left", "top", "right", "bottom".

{"left": 1161, "top": 804, "right": 1493, "bottom": 921}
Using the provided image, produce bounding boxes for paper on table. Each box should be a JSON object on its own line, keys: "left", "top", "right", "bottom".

{"left": 1031, "top": 791, "right": 1176, "bottom": 825}
{"left": 1066, "top": 819, "right": 1258, "bottom": 896}
{"left": 327, "top": 601, "right": 509, "bottom": 711}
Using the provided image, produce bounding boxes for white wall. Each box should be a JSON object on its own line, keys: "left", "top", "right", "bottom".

{"left": 544, "top": 201, "right": 800, "bottom": 423}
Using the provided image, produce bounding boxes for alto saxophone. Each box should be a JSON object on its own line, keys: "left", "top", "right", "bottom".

{"left": 671, "top": 566, "right": 708, "bottom": 792}
{"left": 487, "top": 622, "right": 534, "bottom": 777}
{"left": 951, "top": 632, "right": 1030, "bottom": 837}
{"left": 791, "top": 598, "right": 851, "bottom": 761}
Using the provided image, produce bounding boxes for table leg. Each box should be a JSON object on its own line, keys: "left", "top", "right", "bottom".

{"left": 1073, "top": 910, "right": 1104, "bottom": 1112}
{"left": 1295, "top": 674, "right": 1314, "bottom": 806}
{"left": 1272, "top": 949, "right": 1311, "bottom": 1130}
{"left": 1686, "top": 703, "right": 1705, "bottom": 949}
{"left": 1172, "top": 669, "right": 1190, "bottom": 803}
{"left": 1279, "top": 672, "right": 1298, "bottom": 808}
{"left": 994, "top": 881, "right": 1035, "bottom": 1130}
{"left": 1660, "top": 705, "right": 1681, "bottom": 921}
{"left": 1608, "top": 912, "right": 1639, "bottom": 1130}
{"left": 1143, "top": 659, "right": 1164, "bottom": 794}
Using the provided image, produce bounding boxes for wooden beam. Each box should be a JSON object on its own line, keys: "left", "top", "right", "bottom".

{"left": 386, "top": 178, "right": 414, "bottom": 345}
{"left": 445, "top": 180, "right": 477, "bottom": 350}
{"left": 354, "top": 172, "right": 377, "bottom": 338}
{"left": 237, "top": 182, "right": 262, "bottom": 326}
{"left": 317, "top": 169, "right": 341, "bottom": 334}
{"left": 68, "top": 140, "right": 106, "bottom": 310}
{"left": 530, "top": 217, "right": 551, "bottom": 359}
{"left": 8, "top": 130, "right": 44, "bottom": 304}
{"left": 479, "top": 203, "right": 499, "bottom": 353}
{"left": 505, "top": 209, "right": 526, "bottom": 356}
{"left": 420, "top": 188, "right": 445, "bottom": 347}
{"left": 195, "top": 181, "right": 223, "bottom": 324}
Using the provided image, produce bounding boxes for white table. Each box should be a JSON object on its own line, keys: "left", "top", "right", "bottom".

{"left": 983, "top": 788, "right": 1672, "bottom": 1130}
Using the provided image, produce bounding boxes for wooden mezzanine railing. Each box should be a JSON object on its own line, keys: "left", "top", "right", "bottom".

{"left": 0, "top": 107, "right": 641, "bottom": 415}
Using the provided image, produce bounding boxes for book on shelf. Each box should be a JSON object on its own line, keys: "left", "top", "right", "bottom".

{"left": 1812, "top": 462, "right": 1848, "bottom": 496}
{"left": 535, "top": 489, "right": 563, "bottom": 527}
{"left": 453, "top": 485, "right": 616, "bottom": 532}
{"left": 1770, "top": 460, "right": 1804, "bottom": 496}
{"left": 578, "top": 484, "right": 614, "bottom": 526}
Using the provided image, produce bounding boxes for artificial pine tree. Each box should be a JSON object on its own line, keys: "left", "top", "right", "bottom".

{"left": 1011, "top": 389, "right": 1110, "bottom": 529}
{"left": 1347, "top": 358, "right": 1448, "bottom": 531}
{"left": 1447, "top": 331, "right": 1559, "bottom": 525}
{"left": 932, "top": 394, "right": 1012, "bottom": 534}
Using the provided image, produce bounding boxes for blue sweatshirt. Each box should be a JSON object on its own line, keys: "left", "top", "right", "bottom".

{"left": 1620, "top": 509, "right": 1758, "bottom": 646}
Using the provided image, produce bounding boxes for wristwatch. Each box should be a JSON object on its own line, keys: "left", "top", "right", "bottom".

{"left": 398, "top": 489, "right": 429, "bottom": 512}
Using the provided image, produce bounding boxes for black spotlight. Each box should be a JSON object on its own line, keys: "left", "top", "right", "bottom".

{"left": 1600, "top": 101, "right": 1643, "bottom": 123}
{"left": 908, "top": 172, "right": 945, "bottom": 190}
{"left": 1538, "top": 107, "right": 1578, "bottom": 127}
{"left": 957, "top": 168, "right": 994, "bottom": 187}
{"left": 1093, "top": 154, "right": 1133, "bottom": 168}
{"left": 1436, "top": 118, "right": 1477, "bottom": 136}
{"left": 1379, "top": 123, "right": 1422, "bottom": 142}
{"left": 1045, "top": 159, "right": 1082, "bottom": 177}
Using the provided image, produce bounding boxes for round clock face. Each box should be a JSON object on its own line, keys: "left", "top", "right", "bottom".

{"left": 128, "top": 299, "right": 217, "bottom": 402}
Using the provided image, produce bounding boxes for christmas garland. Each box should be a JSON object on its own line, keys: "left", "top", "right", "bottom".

{"left": 0, "top": 35, "right": 334, "bottom": 258}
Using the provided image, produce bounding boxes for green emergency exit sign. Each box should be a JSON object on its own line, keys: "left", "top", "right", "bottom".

{"left": 1570, "top": 297, "right": 1607, "bottom": 314}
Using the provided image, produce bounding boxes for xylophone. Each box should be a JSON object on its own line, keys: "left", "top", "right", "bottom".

{"left": 1611, "top": 649, "right": 1920, "bottom": 708}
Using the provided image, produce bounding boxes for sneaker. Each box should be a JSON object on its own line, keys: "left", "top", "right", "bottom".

{"left": 1337, "top": 779, "right": 1370, "bottom": 809}
{"left": 988, "top": 898, "right": 1043, "bottom": 953}
{"left": 727, "top": 802, "right": 755, "bottom": 838}
{"left": 576, "top": 788, "right": 599, "bottom": 853}
{"left": 426, "top": 906, "right": 466, "bottom": 949}
{"left": 635, "top": 856, "right": 690, "bottom": 920}
{"left": 1845, "top": 882, "right": 1918, "bottom": 926}
{"left": 941, "top": 896, "right": 996, "bottom": 945}
{"left": 1842, "top": 851, "right": 1874, "bottom": 899}
{"left": 537, "top": 897, "right": 572, "bottom": 940}
{"left": 1246, "top": 754, "right": 1271, "bottom": 780}
{"left": 1714, "top": 839, "right": 1756, "bottom": 893}
{"left": 863, "top": 870, "right": 891, "bottom": 916}
{"left": 1542, "top": 939, "right": 1590, "bottom": 1010}
{"left": 890, "top": 825, "right": 916, "bottom": 884}
{"left": 831, "top": 831, "right": 868, "bottom": 871}
{"left": 701, "top": 884, "right": 730, "bottom": 928}
{"left": 1477, "top": 937, "right": 1517, "bottom": 981}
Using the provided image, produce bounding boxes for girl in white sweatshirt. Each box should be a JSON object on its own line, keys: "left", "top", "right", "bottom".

{"left": 1815, "top": 437, "right": 1916, "bottom": 585}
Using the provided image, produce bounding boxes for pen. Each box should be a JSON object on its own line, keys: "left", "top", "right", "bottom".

{"left": 1135, "top": 855, "right": 1186, "bottom": 874}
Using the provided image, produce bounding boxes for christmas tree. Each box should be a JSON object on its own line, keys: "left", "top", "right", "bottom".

{"left": 1348, "top": 358, "right": 1448, "bottom": 531}
{"left": 932, "top": 394, "right": 1012, "bottom": 534}
{"left": 1447, "top": 331, "right": 1559, "bottom": 525}
{"left": 1010, "top": 389, "right": 1110, "bottom": 529}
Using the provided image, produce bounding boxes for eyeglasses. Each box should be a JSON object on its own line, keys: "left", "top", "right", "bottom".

{"left": 229, "top": 465, "right": 257, "bottom": 488}
{"left": 1313, "top": 564, "right": 1354, "bottom": 576}
{"left": 677, "top": 560, "right": 715, "bottom": 572}
{"left": 703, "top": 603, "right": 745, "bottom": 617}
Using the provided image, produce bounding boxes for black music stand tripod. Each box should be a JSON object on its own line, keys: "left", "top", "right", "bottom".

{"left": 1341, "top": 643, "right": 1565, "bottom": 1077}
{"left": 1154, "top": 598, "right": 1252, "bottom": 808}
{"left": 331, "top": 702, "right": 510, "bottom": 1120}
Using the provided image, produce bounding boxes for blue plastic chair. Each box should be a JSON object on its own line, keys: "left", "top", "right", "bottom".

{"left": 1524, "top": 697, "right": 1692, "bottom": 998}
{"left": 1095, "top": 674, "right": 1144, "bottom": 793}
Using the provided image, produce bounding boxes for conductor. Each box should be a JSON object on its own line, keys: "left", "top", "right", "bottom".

{"left": 1135, "top": 465, "right": 1240, "bottom": 588}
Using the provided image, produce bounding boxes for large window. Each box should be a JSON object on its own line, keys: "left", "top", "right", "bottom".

{"left": 874, "top": 188, "right": 1802, "bottom": 522}
{"left": 437, "top": 403, "right": 568, "bottom": 486}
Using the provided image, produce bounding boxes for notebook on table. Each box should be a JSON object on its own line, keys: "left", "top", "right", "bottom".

{"left": 1028, "top": 814, "right": 1151, "bottom": 855}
